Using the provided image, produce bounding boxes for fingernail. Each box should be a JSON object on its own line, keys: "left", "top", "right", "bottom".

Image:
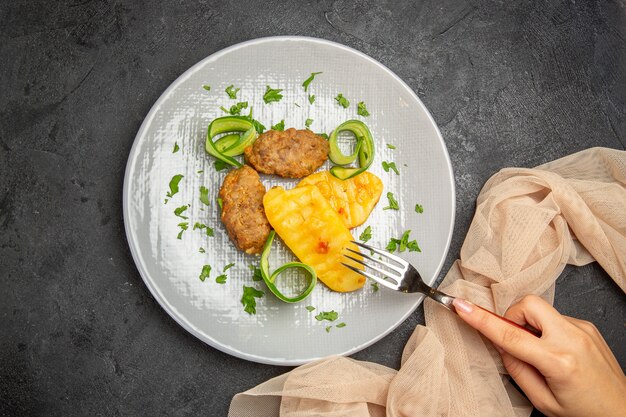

{"left": 453, "top": 298, "right": 474, "bottom": 314}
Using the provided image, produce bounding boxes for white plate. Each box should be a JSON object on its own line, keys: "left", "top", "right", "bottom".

{"left": 123, "top": 36, "right": 455, "bottom": 365}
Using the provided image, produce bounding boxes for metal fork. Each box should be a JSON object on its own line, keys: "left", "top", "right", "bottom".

{"left": 342, "top": 241, "right": 539, "bottom": 335}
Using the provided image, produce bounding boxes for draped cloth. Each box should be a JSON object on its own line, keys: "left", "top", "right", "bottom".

{"left": 229, "top": 147, "right": 626, "bottom": 417}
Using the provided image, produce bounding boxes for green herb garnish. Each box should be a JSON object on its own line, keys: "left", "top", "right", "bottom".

{"left": 197, "top": 170, "right": 204, "bottom": 174}
{"left": 200, "top": 186, "right": 210, "bottom": 206}
{"left": 176, "top": 222, "right": 189, "bottom": 239}
{"left": 386, "top": 144, "right": 396, "bottom": 149}
{"left": 193, "top": 222, "right": 214, "bottom": 237}
{"left": 336, "top": 322, "right": 346, "bottom": 328}
{"left": 214, "top": 160, "right": 230, "bottom": 171}
{"left": 335, "top": 93, "right": 350, "bottom": 108}
{"left": 415, "top": 204, "right": 424, "bottom": 214}
{"left": 174, "top": 205, "right": 189, "bottom": 219}
{"left": 371, "top": 282, "right": 380, "bottom": 292}
{"left": 215, "top": 274, "right": 227, "bottom": 284}
{"left": 219, "top": 106, "right": 229, "bottom": 114}
{"left": 308, "top": 94, "right": 315, "bottom": 104}
{"left": 250, "top": 265, "right": 263, "bottom": 282}
{"left": 202, "top": 85, "right": 211, "bottom": 91}
{"left": 359, "top": 226, "right": 372, "bottom": 242}
{"left": 223, "top": 263, "right": 235, "bottom": 272}
{"left": 241, "top": 285, "right": 264, "bottom": 315}
{"left": 357, "top": 101, "right": 370, "bottom": 117}
{"left": 226, "top": 101, "right": 248, "bottom": 115}
{"left": 199, "top": 264, "right": 211, "bottom": 282}
{"left": 302, "top": 72, "right": 322, "bottom": 92}
{"left": 305, "top": 306, "right": 316, "bottom": 312}
{"left": 225, "top": 85, "right": 240, "bottom": 99}
{"left": 315, "top": 310, "right": 338, "bottom": 322}
{"left": 165, "top": 174, "right": 184, "bottom": 202}
{"left": 305, "top": 118, "right": 313, "bottom": 128}
{"left": 263, "top": 85, "right": 283, "bottom": 103}
{"left": 294, "top": 102, "right": 301, "bottom": 108}
{"left": 271, "top": 120, "right": 285, "bottom": 131}
{"left": 318, "top": 133, "right": 329, "bottom": 140}
{"left": 386, "top": 230, "right": 421, "bottom": 253}
{"left": 217, "top": 197, "right": 223, "bottom": 210}
{"left": 199, "top": 247, "right": 206, "bottom": 253}
{"left": 383, "top": 192, "right": 400, "bottom": 210}
{"left": 382, "top": 161, "right": 400, "bottom": 175}
{"left": 172, "top": 142, "right": 180, "bottom": 153}
{"left": 325, "top": 326, "right": 332, "bottom": 333}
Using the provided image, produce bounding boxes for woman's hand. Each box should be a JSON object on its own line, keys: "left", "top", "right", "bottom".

{"left": 453, "top": 295, "right": 626, "bottom": 417}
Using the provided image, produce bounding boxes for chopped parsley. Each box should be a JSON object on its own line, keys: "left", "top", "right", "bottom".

{"left": 302, "top": 72, "right": 322, "bottom": 92}
{"left": 271, "top": 120, "right": 285, "bottom": 131}
{"left": 382, "top": 161, "right": 400, "bottom": 175}
{"left": 174, "top": 205, "right": 189, "bottom": 219}
{"left": 371, "top": 282, "right": 380, "bottom": 292}
{"left": 172, "top": 142, "right": 180, "bottom": 153}
{"left": 199, "top": 264, "right": 211, "bottom": 282}
{"left": 386, "top": 143, "right": 396, "bottom": 149}
{"left": 165, "top": 174, "right": 184, "bottom": 202}
{"left": 335, "top": 93, "right": 350, "bottom": 108}
{"left": 176, "top": 222, "right": 189, "bottom": 239}
{"left": 263, "top": 85, "right": 283, "bottom": 103}
{"left": 305, "top": 306, "right": 316, "bottom": 312}
{"left": 241, "top": 285, "right": 264, "bottom": 315}
{"left": 386, "top": 230, "right": 421, "bottom": 253}
{"left": 357, "top": 101, "right": 370, "bottom": 117}
{"left": 202, "top": 85, "right": 211, "bottom": 91}
{"left": 359, "top": 226, "right": 372, "bottom": 242}
{"left": 325, "top": 326, "right": 332, "bottom": 333}
{"left": 294, "top": 102, "right": 301, "bottom": 108}
{"left": 383, "top": 192, "right": 400, "bottom": 210}
{"left": 318, "top": 133, "right": 329, "bottom": 140}
{"left": 217, "top": 197, "right": 223, "bottom": 210}
{"left": 197, "top": 170, "right": 204, "bottom": 174}
{"left": 225, "top": 85, "right": 240, "bottom": 99}
{"left": 305, "top": 118, "right": 313, "bottom": 128}
{"left": 223, "top": 263, "right": 235, "bottom": 272}
{"left": 199, "top": 247, "right": 206, "bottom": 253}
{"left": 315, "top": 310, "right": 338, "bottom": 322}
{"left": 215, "top": 274, "right": 227, "bottom": 284}
{"left": 249, "top": 265, "right": 263, "bottom": 282}
{"left": 219, "top": 106, "right": 229, "bottom": 114}
{"left": 193, "top": 222, "right": 214, "bottom": 237}
{"left": 200, "top": 186, "right": 210, "bottom": 206}
{"left": 227, "top": 101, "right": 248, "bottom": 115}
{"left": 415, "top": 204, "right": 424, "bottom": 214}
{"left": 308, "top": 94, "right": 315, "bottom": 104}
{"left": 214, "top": 160, "right": 230, "bottom": 171}
{"left": 336, "top": 322, "right": 347, "bottom": 328}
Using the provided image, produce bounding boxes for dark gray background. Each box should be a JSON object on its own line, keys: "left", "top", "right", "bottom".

{"left": 1, "top": 0, "right": 624, "bottom": 416}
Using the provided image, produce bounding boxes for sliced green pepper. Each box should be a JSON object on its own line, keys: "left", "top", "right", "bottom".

{"left": 260, "top": 231, "right": 317, "bottom": 303}
{"left": 328, "top": 120, "right": 375, "bottom": 180}
{"left": 205, "top": 116, "right": 259, "bottom": 167}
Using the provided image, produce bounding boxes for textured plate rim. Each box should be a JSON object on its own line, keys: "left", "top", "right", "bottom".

{"left": 122, "top": 36, "right": 456, "bottom": 366}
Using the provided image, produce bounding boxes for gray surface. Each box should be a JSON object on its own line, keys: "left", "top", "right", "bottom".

{"left": 0, "top": 0, "right": 624, "bottom": 416}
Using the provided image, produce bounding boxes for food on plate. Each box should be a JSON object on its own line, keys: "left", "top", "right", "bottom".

{"left": 218, "top": 165, "right": 271, "bottom": 254}
{"left": 244, "top": 128, "right": 329, "bottom": 178}
{"left": 258, "top": 231, "right": 317, "bottom": 303}
{"left": 205, "top": 115, "right": 264, "bottom": 168}
{"left": 297, "top": 171, "right": 383, "bottom": 229}
{"left": 328, "top": 120, "right": 375, "bottom": 180}
{"left": 263, "top": 185, "right": 365, "bottom": 292}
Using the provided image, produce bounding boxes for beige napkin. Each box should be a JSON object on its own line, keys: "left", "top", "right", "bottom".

{"left": 229, "top": 147, "right": 626, "bottom": 417}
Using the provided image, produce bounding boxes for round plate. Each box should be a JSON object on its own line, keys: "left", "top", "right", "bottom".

{"left": 123, "top": 36, "right": 455, "bottom": 365}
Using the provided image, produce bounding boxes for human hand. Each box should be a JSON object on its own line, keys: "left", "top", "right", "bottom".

{"left": 452, "top": 295, "right": 626, "bottom": 417}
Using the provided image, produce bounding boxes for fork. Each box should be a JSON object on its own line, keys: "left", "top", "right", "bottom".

{"left": 342, "top": 241, "right": 539, "bottom": 336}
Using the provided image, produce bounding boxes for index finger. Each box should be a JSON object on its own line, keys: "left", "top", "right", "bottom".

{"left": 452, "top": 298, "right": 553, "bottom": 372}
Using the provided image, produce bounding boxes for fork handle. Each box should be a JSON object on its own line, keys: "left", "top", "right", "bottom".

{"left": 427, "top": 289, "right": 540, "bottom": 337}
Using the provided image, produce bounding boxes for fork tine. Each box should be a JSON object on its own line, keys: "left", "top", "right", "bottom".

{"left": 341, "top": 263, "right": 400, "bottom": 291}
{"left": 343, "top": 254, "right": 402, "bottom": 281}
{"left": 351, "top": 241, "right": 408, "bottom": 265}
{"left": 345, "top": 248, "right": 405, "bottom": 274}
